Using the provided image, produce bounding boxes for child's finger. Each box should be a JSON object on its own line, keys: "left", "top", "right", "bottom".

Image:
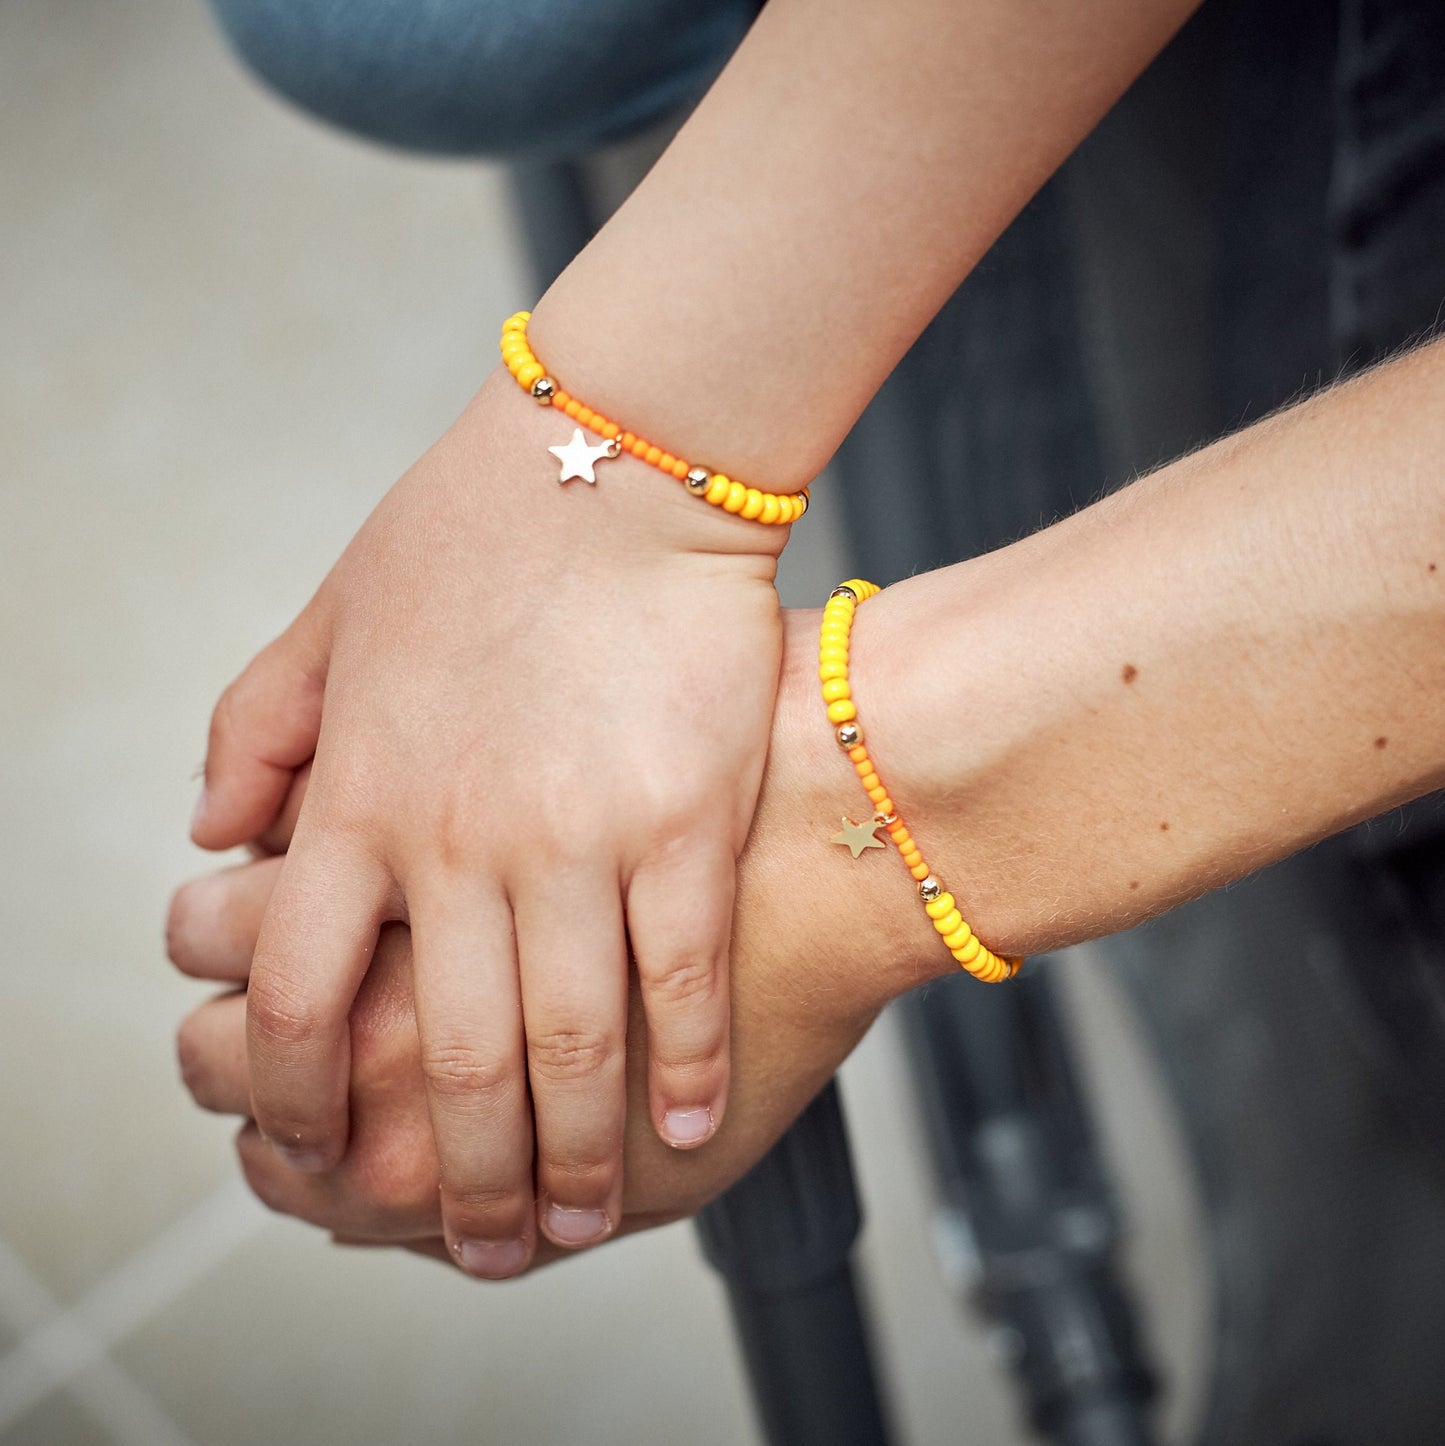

{"left": 626, "top": 843, "right": 732, "bottom": 1151}
{"left": 167, "top": 856, "right": 284, "bottom": 982}
{"left": 408, "top": 876, "right": 537, "bottom": 1281}
{"left": 246, "top": 835, "right": 390, "bottom": 1173}
{"left": 516, "top": 877, "right": 628, "bottom": 1252}
{"left": 193, "top": 611, "right": 328, "bottom": 851}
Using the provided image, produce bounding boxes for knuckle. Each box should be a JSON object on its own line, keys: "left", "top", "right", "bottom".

{"left": 247, "top": 972, "right": 326, "bottom": 1051}
{"left": 444, "top": 1181, "right": 531, "bottom": 1231}
{"left": 539, "top": 1152, "right": 616, "bottom": 1189}
{"left": 420, "top": 1042, "right": 518, "bottom": 1103}
{"left": 527, "top": 1028, "right": 616, "bottom": 1085}
{"left": 638, "top": 952, "right": 719, "bottom": 1009}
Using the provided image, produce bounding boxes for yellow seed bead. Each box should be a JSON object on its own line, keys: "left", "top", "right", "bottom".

{"left": 517, "top": 362, "right": 543, "bottom": 389}
{"left": 932, "top": 909, "right": 964, "bottom": 937}
{"left": 741, "top": 488, "right": 765, "bottom": 520}
{"left": 924, "top": 893, "right": 956, "bottom": 920}
{"left": 902, "top": 849, "right": 923, "bottom": 869}
{"left": 777, "top": 496, "right": 796, "bottom": 524}
{"left": 827, "top": 699, "right": 858, "bottom": 724}
{"left": 761, "top": 496, "right": 781, "bottom": 524}
{"left": 723, "top": 480, "right": 748, "bottom": 513}
{"left": 955, "top": 936, "right": 981, "bottom": 964}
{"left": 822, "top": 679, "right": 851, "bottom": 703}
{"left": 910, "top": 862, "right": 932, "bottom": 881}
{"left": 705, "top": 476, "right": 731, "bottom": 506}
{"left": 942, "top": 923, "right": 972, "bottom": 950}
{"left": 819, "top": 661, "right": 848, "bottom": 681}
{"left": 819, "top": 650, "right": 848, "bottom": 670}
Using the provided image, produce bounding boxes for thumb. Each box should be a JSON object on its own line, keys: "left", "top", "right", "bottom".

{"left": 192, "top": 606, "right": 329, "bottom": 850}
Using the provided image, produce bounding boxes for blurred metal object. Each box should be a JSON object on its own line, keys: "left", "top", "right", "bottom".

{"left": 696, "top": 1082, "right": 893, "bottom": 1446}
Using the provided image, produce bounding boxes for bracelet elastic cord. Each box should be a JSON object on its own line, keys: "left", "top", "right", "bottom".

{"left": 501, "top": 312, "right": 809, "bottom": 525}
{"left": 821, "top": 580, "right": 1022, "bottom": 983}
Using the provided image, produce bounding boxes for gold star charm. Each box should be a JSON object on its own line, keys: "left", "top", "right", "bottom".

{"left": 830, "top": 815, "right": 886, "bottom": 859}
{"left": 548, "top": 427, "right": 621, "bottom": 485}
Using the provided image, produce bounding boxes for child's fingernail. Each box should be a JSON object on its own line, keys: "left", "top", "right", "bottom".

{"left": 661, "top": 1106, "right": 715, "bottom": 1148}
{"left": 190, "top": 787, "right": 210, "bottom": 835}
{"left": 542, "top": 1205, "right": 611, "bottom": 1246}
{"left": 456, "top": 1239, "right": 528, "bottom": 1279}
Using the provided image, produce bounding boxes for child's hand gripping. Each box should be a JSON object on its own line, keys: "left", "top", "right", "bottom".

{"left": 190, "top": 367, "right": 787, "bottom": 1278}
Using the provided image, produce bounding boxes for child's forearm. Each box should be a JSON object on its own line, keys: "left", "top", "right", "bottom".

{"left": 833, "top": 338, "right": 1445, "bottom": 978}
{"left": 528, "top": 0, "right": 1200, "bottom": 495}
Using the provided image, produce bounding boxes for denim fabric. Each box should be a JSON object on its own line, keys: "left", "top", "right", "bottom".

{"left": 208, "top": 0, "right": 761, "bottom": 159}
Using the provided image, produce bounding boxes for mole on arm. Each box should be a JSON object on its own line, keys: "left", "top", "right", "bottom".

{"left": 1375, "top": 736, "right": 1389, "bottom": 749}
{"left": 1121, "top": 663, "right": 1138, "bottom": 684}
{"left": 1160, "top": 821, "right": 1170, "bottom": 831}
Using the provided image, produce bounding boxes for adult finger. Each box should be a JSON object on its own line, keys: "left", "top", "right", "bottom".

{"left": 246, "top": 833, "right": 390, "bottom": 1173}
{"left": 192, "top": 610, "right": 328, "bottom": 851}
{"left": 626, "top": 841, "right": 733, "bottom": 1150}
{"left": 176, "top": 991, "right": 250, "bottom": 1113}
{"left": 516, "top": 875, "right": 628, "bottom": 1252}
{"left": 408, "top": 875, "right": 536, "bottom": 1280}
{"left": 166, "top": 855, "right": 284, "bottom": 982}
{"left": 249, "top": 761, "right": 311, "bottom": 858}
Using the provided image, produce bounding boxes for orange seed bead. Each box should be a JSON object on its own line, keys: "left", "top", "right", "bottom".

{"left": 645, "top": 445, "right": 664, "bottom": 466}
{"left": 724, "top": 480, "right": 748, "bottom": 513}
{"left": 868, "top": 787, "right": 889, "bottom": 805}
{"left": 705, "top": 476, "right": 731, "bottom": 506}
{"left": 910, "top": 862, "right": 932, "bottom": 881}
{"left": 658, "top": 453, "right": 676, "bottom": 472}
{"left": 620, "top": 431, "right": 637, "bottom": 449}
{"left": 672, "top": 459, "right": 691, "bottom": 480}
{"left": 741, "top": 488, "right": 765, "bottom": 520}
{"left": 576, "top": 406, "right": 594, "bottom": 428}
{"left": 551, "top": 390, "right": 570, "bottom": 409}
{"left": 849, "top": 746, "right": 870, "bottom": 764}
{"left": 565, "top": 399, "right": 582, "bottom": 419}
{"left": 761, "top": 496, "right": 781, "bottom": 524}
{"left": 601, "top": 421, "right": 620, "bottom": 440}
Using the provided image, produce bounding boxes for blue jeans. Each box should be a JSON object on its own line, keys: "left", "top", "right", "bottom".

{"left": 208, "top": 0, "right": 761, "bottom": 159}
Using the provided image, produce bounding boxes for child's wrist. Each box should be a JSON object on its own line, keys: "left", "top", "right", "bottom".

{"left": 466, "top": 364, "right": 794, "bottom": 563}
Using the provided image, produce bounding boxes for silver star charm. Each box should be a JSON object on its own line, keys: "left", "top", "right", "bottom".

{"left": 548, "top": 427, "right": 620, "bottom": 485}
{"left": 830, "top": 815, "right": 886, "bottom": 859}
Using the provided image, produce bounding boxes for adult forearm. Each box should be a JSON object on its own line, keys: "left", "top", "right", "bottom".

{"left": 846, "top": 338, "right": 1445, "bottom": 977}
{"left": 529, "top": 0, "right": 1199, "bottom": 492}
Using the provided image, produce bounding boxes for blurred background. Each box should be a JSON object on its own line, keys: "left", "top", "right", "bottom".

{"left": 0, "top": 3, "right": 1214, "bottom": 1442}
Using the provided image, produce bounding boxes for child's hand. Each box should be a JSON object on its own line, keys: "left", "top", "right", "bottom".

{"left": 191, "top": 367, "right": 787, "bottom": 1277}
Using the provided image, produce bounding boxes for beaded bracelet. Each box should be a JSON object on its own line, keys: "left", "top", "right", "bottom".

{"left": 821, "top": 580, "right": 1022, "bottom": 983}
{"left": 500, "top": 312, "right": 809, "bottom": 525}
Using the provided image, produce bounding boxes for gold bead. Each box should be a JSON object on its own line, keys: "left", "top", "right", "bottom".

{"left": 918, "top": 875, "right": 942, "bottom": 902}
{"left": 530, "top": 376, "right": 556, "bottom": 404}
{"left": 836, "top": 721, "right": 862, "bottom": 749}
{"left": 685, "top": 467, "right": 711, "bottom": 494}
{"left": 829, "top": 585, "right": 857, "bottom": 602}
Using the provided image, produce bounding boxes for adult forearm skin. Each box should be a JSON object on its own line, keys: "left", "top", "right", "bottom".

{"left": 848, "top": 339, "right": 1445, "bottom": 978}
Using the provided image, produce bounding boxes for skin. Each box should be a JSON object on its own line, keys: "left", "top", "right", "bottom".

{"left": 172, "top": 335, "right": 1445, "bottom": 1270}
{"left": 189, "top": 0, "right": 1201, "bottom": 1278}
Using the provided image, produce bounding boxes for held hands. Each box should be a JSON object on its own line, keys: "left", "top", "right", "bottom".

{"left": 169, "top": 611, "right": 905, "bottom": 1270}
{"left": 187, "top": 367, "right": 786, "bottom": 1277}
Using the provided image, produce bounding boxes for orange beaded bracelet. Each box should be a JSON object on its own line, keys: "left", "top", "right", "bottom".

{"left": 500, "top": 311, "right": 809, "bottom": 525}
{"left": 821, "top": 580, "right": 1022, "bottom": 983}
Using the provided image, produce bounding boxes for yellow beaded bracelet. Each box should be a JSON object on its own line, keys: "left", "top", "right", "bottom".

{"left": 821, "top": 580, "right": 1022, "bottom": 983}
{"left": 500, "top": 312, "right": 809, "bottom": 525}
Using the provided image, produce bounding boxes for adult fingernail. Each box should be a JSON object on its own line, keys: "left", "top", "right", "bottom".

{"left": 661, "top": 1107, "right": 715, "bottom": 1148}
{"left": 272, "top": 1141, "right": 329, "bottom": 1173}
{"left": 456, "top": 1239, "right": 528, "bottom": 1279}
{"left": 542, "top": 1205, "right": 611, "bottom": 1246}
{"left": 190, "top": 787, "right": 210, "bottom": 836}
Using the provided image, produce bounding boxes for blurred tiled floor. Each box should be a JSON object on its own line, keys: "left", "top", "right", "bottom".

{"left": 0, "top": 3, "right": 1205, "bottom": 1442}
